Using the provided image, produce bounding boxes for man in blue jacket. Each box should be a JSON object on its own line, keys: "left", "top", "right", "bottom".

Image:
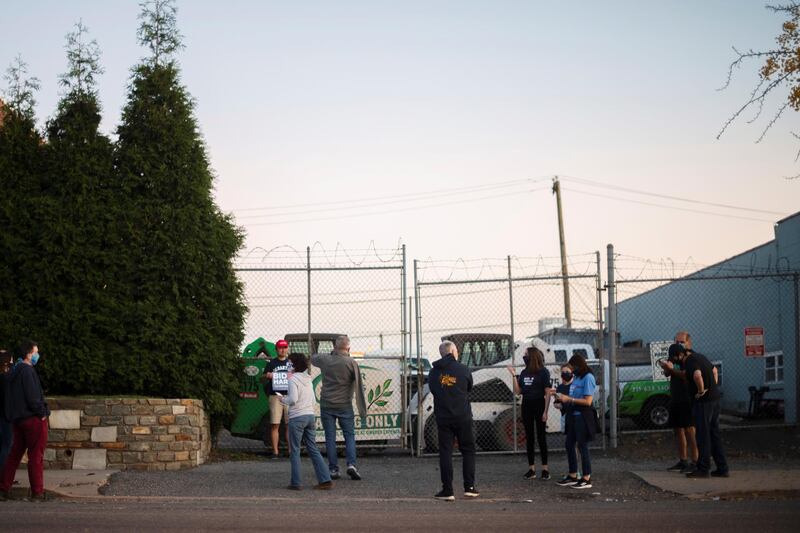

{"left": 0, "top": 340, "right": 50, "bottom": 501}
{"left": 428, "top": 340, "right": 478, "bottom": 501}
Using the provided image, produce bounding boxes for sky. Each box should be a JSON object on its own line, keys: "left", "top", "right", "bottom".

{"left": 2, "top": 0, "right": 798, "bottom": 273}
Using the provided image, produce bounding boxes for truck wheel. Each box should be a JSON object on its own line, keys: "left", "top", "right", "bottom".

{"left": 424, "top": 416, "right": 439, "bottom": 453}
{"left": 639, "top": 397, "right": 670, "bottom": 429}
{"left": 492, "top": 408, "right": 526, "bottom": 452}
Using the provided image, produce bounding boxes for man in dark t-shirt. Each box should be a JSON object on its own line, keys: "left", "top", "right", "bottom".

{"left": 660, "top": 331, "right": 698, "bottom": 473}
{"left": 670, "top": 343, "right": 729, "bottom": 478}
{"left": 264, "top": 340, "right": 292, "bottom": 457}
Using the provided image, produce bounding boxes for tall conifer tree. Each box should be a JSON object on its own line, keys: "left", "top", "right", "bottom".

{"left": 36, "top": 21, "right": 119, "bottom": 393}
{"left": 115, "top": 0, "right": 245, "bottom": 423}
{"left": 0, "top": 56, "right": 44, "bottom": 350}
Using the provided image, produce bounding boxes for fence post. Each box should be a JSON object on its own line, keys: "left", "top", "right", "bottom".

{"left": 507, "top": 255, "right": 517, "bottom": 452}
{"left": 306, "top": 246, "right": 312, "bottom": 350}
{"left": 795, "top": 274, "right": 799, "bottom": 426}
{"left": 414, "top": 260, "right": 424, "bottom": 457}
{"left": 596, "top": 250, "right": 606, "bottom": 450}
{"left": 400, "top": 245, "right": 408, "bottom": 447}
{"left": 606, "top": 244, "right": 618, "bottom": 449}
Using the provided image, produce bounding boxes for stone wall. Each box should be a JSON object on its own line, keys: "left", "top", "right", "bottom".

{"left": 45, "top": 398, "right": 211, "bottom": 471}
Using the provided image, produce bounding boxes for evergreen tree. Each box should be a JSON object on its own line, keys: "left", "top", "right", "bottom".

{"left": 0, "top": 56, "right": 45, "bottom": 352}
{"left": 35, "top": 21, "right": 120, "bottom": 393}
{"left": 115, "top": 0, "right": 245, "bottom": 425}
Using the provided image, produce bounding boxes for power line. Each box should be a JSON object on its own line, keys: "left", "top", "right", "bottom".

{"left": 234, "top": 180, "right": 536, "bottom": 220}
{"left": 562, "top": 187, "right": 776, "bottom": 223}
{"left": 232, "top": 176, "right": 551, "bottom": 214}
{"left": 560, "top": 175, "right": 787, "bottom": 216}
{"left": 242, "top": 186, "right": 551, "bottom": 227}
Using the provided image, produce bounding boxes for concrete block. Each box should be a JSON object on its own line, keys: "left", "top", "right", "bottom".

{"left": 91, "top": 426, "right": 118, "bottom": 443}
{"left": 172, "top": 405, "right": 186, "bottom": 415}
{"left": 132, "top": 426, "right": 152, "bottom": 435}
{"left": 158, "top": 415, "right": 175, "bottom": 425}
{"left": 139, "top": 416, "right": 157, "bottom": 426}
{"left": 44, "top": 448, "right": 56, "bottom": 462}
{"left": 124, "top": 416, "right": 139, "bottom": 425}
{"left": 48, "top": 410, "right": 81, "bottom": 429}
{"left": 72, "top": 449, "right": 107, "bottom": 470}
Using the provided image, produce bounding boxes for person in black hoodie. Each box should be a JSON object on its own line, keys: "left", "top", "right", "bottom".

{"left": 0, "top": 340, "right": 50, "bottom": 501}
{"left": 428, "top": 340, "right": 478, "bottom": 501}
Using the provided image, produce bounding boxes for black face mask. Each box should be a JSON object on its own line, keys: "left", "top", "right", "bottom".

{"left": 561, "top": 372, "right": 573, "bottom": 381}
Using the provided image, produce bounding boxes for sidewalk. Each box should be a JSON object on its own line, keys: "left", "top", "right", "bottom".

{"left": 632, "top": 469, "right": 800, "bottom": 499}
{"left": 9, "top": 469, "right": 116, "bottom": 499}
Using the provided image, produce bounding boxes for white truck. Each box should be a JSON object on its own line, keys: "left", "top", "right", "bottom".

{"left": 410, "top": 335, "right": 608, "bottom": 452}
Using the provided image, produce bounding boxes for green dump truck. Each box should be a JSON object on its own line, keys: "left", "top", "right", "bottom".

{"left": 229, "top": 334, "right": 343, "bottom": 443}
{"left": 618, "top": 379, "right": 671, "bottom": 429}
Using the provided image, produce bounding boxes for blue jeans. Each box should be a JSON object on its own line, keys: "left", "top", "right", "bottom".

{"left": 288, "top": 415, "right": 331, "bottom": 488}
{"left": 565, "top": 414, "right": 592, "bottom": 477}
{"left": 320, "top": 408, "right": 357, "bottom": 471}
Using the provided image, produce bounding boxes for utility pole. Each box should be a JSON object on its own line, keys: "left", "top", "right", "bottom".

{"left": 553, "top": 176, "right": 572, "bottom": 327}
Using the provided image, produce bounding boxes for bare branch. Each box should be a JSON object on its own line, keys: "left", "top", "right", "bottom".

{"left": 717, "top": 47, "right": 788, "bottom": 92}
{"left": 717, "top": 71, "right": 793, "bottom": 139}
{"left": 756, "top": 102, "right": 788, "bottom": 142}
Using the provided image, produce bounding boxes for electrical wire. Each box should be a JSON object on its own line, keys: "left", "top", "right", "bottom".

{"left": 560, "top": 175, "right": 787, "bottom": 216}
{"left": 233, "top": 176, "right": 552, "bottom": 213}
{"left": 241, "top": 186, "right": 551, "bottom": 226}
{"left": 561, "top": 187, "right": 776, "bottom": 223}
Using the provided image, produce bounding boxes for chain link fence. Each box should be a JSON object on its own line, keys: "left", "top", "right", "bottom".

{"left": 609, "top": 252, "right": 799, "bottom": 434}
{"left": 412, "top": 254, "right": 605, "bottom": 455}
{"left": 234, "top": 244, "right": 408, "bottom": 448}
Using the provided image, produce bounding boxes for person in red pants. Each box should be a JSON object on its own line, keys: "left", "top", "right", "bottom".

{"left": 0, "top": 340, "right": 50, "bottom": 501}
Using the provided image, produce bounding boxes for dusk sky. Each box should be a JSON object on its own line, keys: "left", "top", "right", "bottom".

{"left": 2, "top": 0, "right": 797, "bottom": 273}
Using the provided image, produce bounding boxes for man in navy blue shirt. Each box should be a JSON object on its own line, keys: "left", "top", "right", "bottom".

{"left": 669, "top": 343, "right": 729, "bottom": 478}
{"left": 428, "top": 341, "right": 478, "bottom": 501}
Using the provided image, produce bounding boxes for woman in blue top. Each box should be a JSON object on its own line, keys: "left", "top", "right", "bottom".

{"left": 507, "top": 346, "right": 552, "bottom": 480}
{"left": 554, "top": 354, "right": 596, "bottom": 490}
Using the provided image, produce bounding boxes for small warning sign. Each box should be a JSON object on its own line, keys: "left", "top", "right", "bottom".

{"left": 744, "top": 327, "right": 765, "bottom": 357}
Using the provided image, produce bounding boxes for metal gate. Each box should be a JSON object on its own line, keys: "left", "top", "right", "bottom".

{"left": 234, "top": 244, "right": 408, "bottom": 448}
{"left": 412, "top": 253, "right": 606, "bottom": 455}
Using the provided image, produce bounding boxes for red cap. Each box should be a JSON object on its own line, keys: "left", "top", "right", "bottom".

{"left": 275, "top": 339, "right": 289, "bottom": 349}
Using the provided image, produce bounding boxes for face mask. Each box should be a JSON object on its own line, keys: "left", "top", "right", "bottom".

{"left": 31, "top": 352, "right": 40, "bottom": 365}
{"left": 561, "top": 372, "right": 572, "bottom": 381}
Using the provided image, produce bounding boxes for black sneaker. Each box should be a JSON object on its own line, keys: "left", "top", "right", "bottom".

{"left": 540, "top": 470, "right": 550, "bottom": 480}
{"left": 571, "top": 478, "right": 592, "bottom": 490}
{"left": 347, "top": 465, "right": 362, "bottom": 480}
{"left": 667, "top": 460, "right": 688, "bottom": 472}
{"left": 557, "top": 475, "right": 579, "bottom": 486}
{"left": 686, "top": 470, "right": 710, "bottom": 478}
{"left": 710, "top": 470, "right": 730, "bottom": 478}
{"left": 463, "top": 486, "right": 479, "bottom": 498}
{"left": 435, "top": 489, "right": 455, "bottom": 501}
{"left": 680, "top": 462, "right": 696, "bottom": 474}
{"left": 523, "top": 470, "right": 536, "bottom": 480}
{"left": 330, "top": 468, "right": 341, "bottom": 480}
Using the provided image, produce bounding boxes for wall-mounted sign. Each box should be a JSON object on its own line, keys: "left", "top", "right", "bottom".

{"left": 744, "top": 327, "right": 765, "bottom": 357}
